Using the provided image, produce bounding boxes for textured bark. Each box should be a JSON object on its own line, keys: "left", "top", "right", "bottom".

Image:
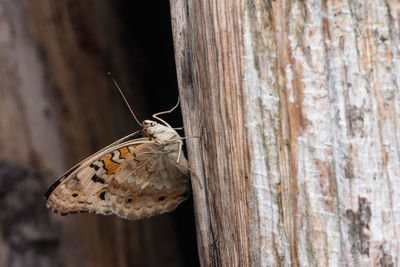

{"left": 0, "top": 1, "right": 197, "bottom": 267}
{"left": 170, "top": 0, "right": 400, "bottom": 266}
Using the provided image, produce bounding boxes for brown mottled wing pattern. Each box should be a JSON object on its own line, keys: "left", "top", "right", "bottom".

{"left": 106, "top": 141, "right": 190, "bottom": 220}
{"left": 45, "top": 163, "right": 113, "bottom": 215}
{"left": 45, "top": 131, "right": 147, "bottom": 216}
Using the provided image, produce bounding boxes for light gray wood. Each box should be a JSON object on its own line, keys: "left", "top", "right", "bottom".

{"left": 170, "top": 0, "right": 400, "bottom": 266}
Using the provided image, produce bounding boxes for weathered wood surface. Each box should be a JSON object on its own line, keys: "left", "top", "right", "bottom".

{"left": 170, "top": 0, "right": 400, "bottom": 266}
{"left": 0, "top": 1, "right": 194, "bottom": 267}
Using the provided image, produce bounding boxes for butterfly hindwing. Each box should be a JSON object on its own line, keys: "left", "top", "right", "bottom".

{"left": 106, "top": 142, "right": 190, "bottom": 220}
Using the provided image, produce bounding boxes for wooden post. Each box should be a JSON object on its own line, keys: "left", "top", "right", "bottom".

{"left": 170, "top": 0, "right": 400, "bottom": 266}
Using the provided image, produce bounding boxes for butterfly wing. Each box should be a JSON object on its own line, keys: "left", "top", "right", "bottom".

{"left": 106, "top": 142, "right": 190, "bottom": 220}
{"left": 45, "top": 131, "right": 151, "bottom": 216}
{"left": 46, "top": 163, "right": 113, "bottom": 215}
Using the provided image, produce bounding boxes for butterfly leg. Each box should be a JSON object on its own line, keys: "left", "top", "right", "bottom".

{"left": 152, "top": 97, "right": 180, "bottom": 128}
{"left": 167, "top": 136, "right": 200, "bottom": 142}
{"left": 176, "top": 141, "right": 203, "bottom": 189}
{"left": 167, "top": 136, "right": 200, "bottom": 165}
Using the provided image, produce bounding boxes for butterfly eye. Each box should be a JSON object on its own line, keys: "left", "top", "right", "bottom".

{"left": 151, "top": 121, "right": 157, "bottom": 127}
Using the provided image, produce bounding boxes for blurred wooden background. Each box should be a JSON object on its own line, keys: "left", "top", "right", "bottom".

{"left": 0, "top": 1, "right": 199, "bottom": 267}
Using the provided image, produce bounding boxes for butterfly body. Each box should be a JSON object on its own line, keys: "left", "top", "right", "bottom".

{"left": 45, "top": 120, "right": 190, "bottom": 220}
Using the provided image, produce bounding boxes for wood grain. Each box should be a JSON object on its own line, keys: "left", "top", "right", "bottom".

{"left": 170, "top": 0, "right": 400, "bottom": 266}
{"left": 170, "top": 1, "right": 252, "bottom": 266}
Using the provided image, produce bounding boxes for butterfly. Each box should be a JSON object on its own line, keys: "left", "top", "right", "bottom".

{"left": 45, "top": 76, "right": 195, "bottom": 220}
{"left": 45, "top": 118, "right": 192, "bottom": 220}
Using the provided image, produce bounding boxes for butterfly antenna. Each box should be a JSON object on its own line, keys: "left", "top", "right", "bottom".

{"left": 107, "top": 72, "right": 142, "bottom": 127}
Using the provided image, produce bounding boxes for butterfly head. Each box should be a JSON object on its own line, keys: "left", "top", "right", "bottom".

{"left": 142, "top": 120, "right": 159, "bottom": 136}
{"left": 142, "top": 120, "right": 180, "bottom": 141}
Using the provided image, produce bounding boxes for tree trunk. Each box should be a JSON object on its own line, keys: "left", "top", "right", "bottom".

{"left": 170, "top": 0, "right": 400, "bottom": 266}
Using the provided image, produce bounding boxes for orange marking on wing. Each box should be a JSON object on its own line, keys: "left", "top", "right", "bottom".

{"left": 102, "top": 154, "right": 121, "bottom": 175}
{"left": 98, "top": 188, "right": 107, "bottom": 194}
{"left": 101, "top": 145, "right": 136, "bottom": 175}
{"left": 119, "top": 147, "right": 132, "bottom": 159}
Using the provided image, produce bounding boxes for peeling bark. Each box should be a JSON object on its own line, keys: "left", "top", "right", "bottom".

{"left": 170, "top": 0, "right": 400, "bottom": 266}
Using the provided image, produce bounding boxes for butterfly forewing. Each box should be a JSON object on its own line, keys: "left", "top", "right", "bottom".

{"left": 45, "top": 130, "right": 143, "bottom": 199}
{"left": 45, "top": 141, "right": 145, "bottom": 216}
